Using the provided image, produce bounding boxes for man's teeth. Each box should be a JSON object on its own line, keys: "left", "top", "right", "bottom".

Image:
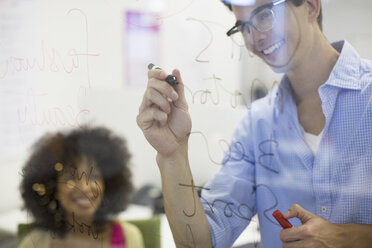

{"left": 263, "top": 41, "right": 284, "bottom": 55}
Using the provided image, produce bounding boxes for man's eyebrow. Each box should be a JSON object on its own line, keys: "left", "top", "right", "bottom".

{"left": 233, "top": 2, "right": 274, "bottom": 24}
{"left": 249, "top": 1, "right": 275, "bottom": 19}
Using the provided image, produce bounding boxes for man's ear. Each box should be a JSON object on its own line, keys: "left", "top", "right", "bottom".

{"left": 305, "top": 0, "right": 321, "bottom": 24}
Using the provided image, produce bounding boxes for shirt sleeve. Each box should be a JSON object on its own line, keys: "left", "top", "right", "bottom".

{"left": 201, "top": 111, "right": 257, "bottom": 248}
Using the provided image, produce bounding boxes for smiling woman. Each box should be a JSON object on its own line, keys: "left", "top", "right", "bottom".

{"left": 18, "top": 126, "right": 144, "bottom": 248}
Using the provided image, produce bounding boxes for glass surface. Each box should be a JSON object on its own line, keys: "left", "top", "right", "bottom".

{"left": 0, "top": 0, "right": 371, "bottom": 247}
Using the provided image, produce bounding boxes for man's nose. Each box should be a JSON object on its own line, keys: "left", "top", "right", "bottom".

{"left": 244, "top": 29, "right": 269, "bottom": 52}
{"left": 250, "top": 27, "right": 270, "bottom": 46}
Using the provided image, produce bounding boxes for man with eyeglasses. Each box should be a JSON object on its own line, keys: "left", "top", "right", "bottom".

{"left": 137, "top": 0, "right": 372, "bottom": 247}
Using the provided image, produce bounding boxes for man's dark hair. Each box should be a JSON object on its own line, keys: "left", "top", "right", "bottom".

{"left": 222, "top": 0, "right": 323, "bottom": 31}
{"left": 20, "top": 126, "right": 133, "bottom": 237}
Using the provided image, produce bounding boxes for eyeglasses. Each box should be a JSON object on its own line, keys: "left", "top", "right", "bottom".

{"left": 226, "top": 0, "right": 289, "bottom": 37}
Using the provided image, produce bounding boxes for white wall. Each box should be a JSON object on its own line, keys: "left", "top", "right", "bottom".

{"left": 323, "top": 0, "right": 372, "bottom": 59}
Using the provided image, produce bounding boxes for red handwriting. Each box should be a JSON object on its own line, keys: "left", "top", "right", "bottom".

{"left": 157, "top": 0, "right": 196, "bottom": 20}
{"left": 0, "top": 8, "right": 99, "bottom": 89}
{"left": 17, "top": 87, "right": 89, "bottom": 128}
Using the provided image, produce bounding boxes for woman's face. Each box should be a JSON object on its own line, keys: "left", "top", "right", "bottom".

{"left": 56, "top": 156, "right": 105, "bottom": 224}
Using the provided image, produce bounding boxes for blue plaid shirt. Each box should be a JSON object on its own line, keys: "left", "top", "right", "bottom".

{"left": 201, "top": 40, "right": 372, "bottom": 248}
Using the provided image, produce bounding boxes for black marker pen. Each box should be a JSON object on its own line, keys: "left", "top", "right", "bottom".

{"left": 148, "top": 63, "right": 178, "bottom": 86}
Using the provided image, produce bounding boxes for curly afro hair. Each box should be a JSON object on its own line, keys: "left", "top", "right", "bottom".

{"left": 20, "top": 126, "right": 133, "bottom": 237}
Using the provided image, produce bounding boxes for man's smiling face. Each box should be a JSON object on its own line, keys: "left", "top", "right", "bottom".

{"left": 231, "top": 0, "right": 312, "bottom": 73}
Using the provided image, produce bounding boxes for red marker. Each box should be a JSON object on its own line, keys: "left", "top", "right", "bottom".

{"left": 272, "top": 209, "right": 292, "bottom": 229}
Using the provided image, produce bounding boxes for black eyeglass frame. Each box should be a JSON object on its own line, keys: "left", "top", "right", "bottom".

{"left": 226, "top": 0, "right": 289, "bottom": 37}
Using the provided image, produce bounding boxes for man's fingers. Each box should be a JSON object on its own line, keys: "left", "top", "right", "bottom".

{"left": 280, "top": 204, "right": 319, "bottom": 243}
{"left": 280, "top": 224, "right": 315, "bottom": 242}
{"left": 148, "top": 68, "right": 179, "bottom": 100}
{"left": 282, "top": 240, "right": 303, "bottom": 248}
{"left": 139, "top": 75, "right": 178, "bottom": 113}
{"left": 137, "top": 107, "right": 168, "bottom": 129}
{"left": 171, "top": 69, "right": 188, "bottom": 109}
{"left": 148, "top": 67, "right": 168, "bottom": 80}
{"left": 148, "top": 77, "right": 179, "bottom": 101}
{"left": 141, "top": 88, "right": 172, "bottom": 114}
{"left": 282, "top": 239, "right": 317, "bottom": 248}
{"left": 284, "top": 204, "right": 314, "bottom": 223}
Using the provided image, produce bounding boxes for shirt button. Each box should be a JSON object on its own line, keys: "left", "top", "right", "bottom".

{"left": 321, "top": 206, "right": 327, "bottom": 213}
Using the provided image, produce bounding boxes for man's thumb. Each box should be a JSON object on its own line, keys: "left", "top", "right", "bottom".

{"left": 284, "top": 204, "right": 314, "bottom": 224}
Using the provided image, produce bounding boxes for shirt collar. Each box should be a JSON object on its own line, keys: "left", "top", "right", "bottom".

{"left": 274, "top": 40, "right": 363, "bottom": 110}
{"left": 326, "top": 40, "right": 363, "bottom": 90}
{"left": 275, "top": 75, "right": 293, "bottom": 113}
